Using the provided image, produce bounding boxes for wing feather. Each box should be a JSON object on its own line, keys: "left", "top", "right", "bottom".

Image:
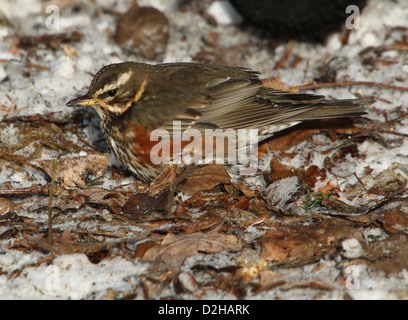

{"left": 129, "top": 73, "right": 369, "bottom": 139}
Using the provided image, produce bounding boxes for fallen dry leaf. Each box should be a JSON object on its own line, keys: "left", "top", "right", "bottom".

{"left": 320, "top": 197, "right": 362, "bottom": 215}
{"left": 123, "top": 164, "right": 231, "bottom": 216}
{"left": 36, "top": 239, "right": 108, "bottom": 255}
{"left": 262, "top": 176, "right": 302, "bottom": 209}
{"left": 264, "top": 118, "right": 362, "bottom": 153}
{"left": 172, "top": 214, "right": 221, "bottom": 234}
{"left": 16, "top": 31, "right": 84, "bottom": 50}
{"left": 184, "top": 193, "right": 225, "bottom": 208}
{"left": 176, "top": 164, "right": 231, "bottom": 194}
{"left": 377, "top": 206, "right": 408, "bottom": 233}
{"left": 142, "top": 230, "right": 242, "bottom": 266}
{"left": 61, "top": 229, "right": 76, "bottom": 243}
{"left": 366, "top": 234, "right": 408, "bottom": 274}
{"left": 266, "top": 128, "right": 320, "bottom": 151}
{"left": 134, "top": 241, "right": 158, "bottom": 259}
{"left": 269, "top": 157, "right": 304, "bottom": 181}
{"left": 36, "top": 233, "right": 149, "bottom": 260}
{"left": 368, "top": 169, "right": 407, "bottom": 196}
{"left": 122, "top": 190, "right": 170, "bottom": 217}
{"left": 38, "top": 153, "right": 110, "bottom": 187}
{"left": 0, "top": 197, "right": 14, "bottom": 215}
{"left": 261, "top": 218, "right": 364, "bottom": 266}
{"left": 247, "top": 197, "right": 276, "bottom": 217}
{"left": 305, "top": 165, "right": 327, "bottom": 188}
{"left": 262, "top": 77, "right": 290, "bottom": 91}
{"left": 122, "top": 164, "right": 188, "bottom": 216}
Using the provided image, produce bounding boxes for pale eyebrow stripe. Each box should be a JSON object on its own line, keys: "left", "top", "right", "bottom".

{"left": 94, "top": 70, "right": 134, "bottom": 96}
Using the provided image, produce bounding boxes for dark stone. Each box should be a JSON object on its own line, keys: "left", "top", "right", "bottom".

{"left": 230, "top": 0, "right": 368, "bottom": 42}
{"left": 116, "top": 5, "right": 169, "bottom": 60}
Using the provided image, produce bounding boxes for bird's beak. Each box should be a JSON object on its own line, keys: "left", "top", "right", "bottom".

{"left": 66, "top": 95, "right": 99, "bottom": 108}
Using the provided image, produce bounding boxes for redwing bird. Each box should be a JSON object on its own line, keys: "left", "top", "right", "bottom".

{"left": 66, "top": 62, "right": 371, "bottom": 183}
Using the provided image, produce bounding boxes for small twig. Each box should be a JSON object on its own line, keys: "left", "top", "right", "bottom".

{"left": 289, "top": 81, "right": 408, "bottom": 92}
{"left": 0, "top": 152, "right": 48, "bottom": 176}
{"left": 0, "top": 58, "right": 51, "bottom": 71}
{"left": 74, "top": 125, "right": 99, "bottom": 152}
{"left": 302, "top": 59, "right": 310, "bottom": 82}
{"left": 0, "top": 112, "right": 67, "bottom": 124}
{"left": 112, "top": 180, "right": 148, "bottom": 191}
{"left": 376, "top": 129, "right": 408, "bottom": 137}
{"left": 353, "top": 173, "right": 368, "bottom": 192}
{"left": 130, "top": 215, "right": 194, "bottom": 222}
{"left": 48, "top": 158, "right": 58, "bottom": 245}
{"left": 0, "top": 184, "right": 50, "bottom": 196}
{"left": 9, "top": 58, "right": 50, "bottom": 71}
{"left": 275, "top": 40, "right": 295, "bottom": 70}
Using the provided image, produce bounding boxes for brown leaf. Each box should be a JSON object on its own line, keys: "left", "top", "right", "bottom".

{"left": 38, "top": 153, "right": 110, "bottom": 187}
{"left": 266, "top": 128, "right": 320, "bottom": 151}
{"left": 176, "top": 164, "right": 231, "bottom": 194}
{"left": 0, "top": 197, "right": 14, "bottom": 215}
{"left": 166, "top": 213, "right": 221, "bottom": 234}
{"left": 0, "top": 228, "right": 19, "bottom": 240}
{"left": 261, "top": 219, "right": 363, "bottom": 266}
{"left": 262, "top": 176, "right": 302, "bottom": 209}
{"left": 16, "top": 31, "right": 84, "bottom": 50}
{"left": 366, "top": 234, "right": 408, "bottom": 274}
{"left": 269, "top": 157, "right": 304, "bottom": 181}
{"left": 142, "top": 230, "right": 242, "bottom": 266}
{"left": 122, "top": 165, "right": 190, "bottom": 216}
{"left": 103, "top": 196, "right": 128, "bottom": 215}
{"left": 208, "top": 206, "right": 257, "bottom": 228}
{"left": 123, "top": 164, "right": 231, "bottom": 216}
{"left": 305, "top": 165, "right": 327, "bottom": 188}
{"left": 233, "top": 197, "right": 251, "bottom": 210}
{"left": 184, "top": 193, "right": 227, "bottom": 210}
{"left": 149, "top": 164, "right": 195, "bottom": 194}
{"left": 62, "top": 193, "right": 87, "bottom": 211}
{"left": 378, "top": 206, "right": 408, "bottom": 233}
{"left": 86, "top": 248, "right": 110, "bottom": 264}
{"left": 62, "top": 187, "right": 126, "bottom": 212}
{"left": 122, "top": 190, "right": 170, "bottom": 217}
{"left": 368, "top": 169, "right": 407, "bottom": 196}
{"left": 36, "top": 233, "right": 148, "bottom": 257}
{"left": 262, "top": 77, "right": 290, "bottom": 91}
{"left": 320, "top": 197, "right": 362, "bottom": 214}
{"left": 134, "top": 241, "right": 158, "bottom": 259}
{"left": 36, "top": 240, "right": 108, "bottom": 255}
{"left": 247, "top": 198, "right": 276, "bottom": 217}
{"left": 61, "top": 229, "right": 76, "bottom": 243}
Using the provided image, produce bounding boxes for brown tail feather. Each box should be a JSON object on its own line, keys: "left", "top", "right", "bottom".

{"left": 289, "top": 98, "right": 373, "bottom": 121}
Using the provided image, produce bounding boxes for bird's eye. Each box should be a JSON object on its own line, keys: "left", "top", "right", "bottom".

{"left": 107, "top": 89, "right": 117, "bottom": 97}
